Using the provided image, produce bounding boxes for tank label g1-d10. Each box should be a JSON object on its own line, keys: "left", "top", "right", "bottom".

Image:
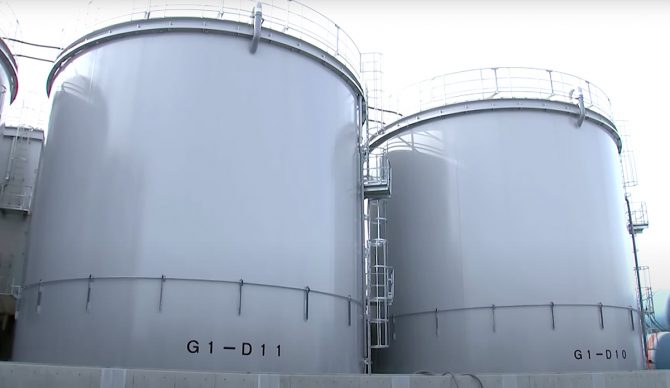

{"left": 573, "top": 348, "right": 627, "bottom": 360}
{"left": 187, "top": 340, "right": 281, "bottom": 357}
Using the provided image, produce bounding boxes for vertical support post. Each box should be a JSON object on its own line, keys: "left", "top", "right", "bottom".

{"left": 434, "top": 308, "right": 439, "bottom": 337}
{"left": 303, "top": 286, "right": 310, "bottom": 321}
{"left": 493, "top": 67, "right": 499, "bottom": 96}
{"left": 35, "top": 280, "right": 43, "bottom": 313}
{"left": 359, "top": 92, "right": 372, "bottom": 374}
{"left": 158, "top": 274, "right": 166, "bottom": 312}
{"left": 347, "top": 296, "right": 352, "bottom": 327}
{"left": 85, "top": 275, "right": 93, "bottom": 312}
{"left": 14, "top": 285, "right": 21, "bottom": 319}
{"left": 550, "top": 301, "right": 556, "bottom": 330}
{"left": 217, "top": 0, "right": 225, "bottom": 18}
{"left": 335, "top": 25, "right": 340, "bottom": 56}
{"left": 238, "top": 279, "right": 244, "bottom": 316}
{"left": 491, "top": 304, "right": 496, "bottom": 333}
{"left": 630, "top": 307, "right": 635, "bottom": 331}
{"left": 547, "top": 70, "right": 554, "bottom": 97}
{"left": 598, "top": 303, "right": 604, "bottom": 329}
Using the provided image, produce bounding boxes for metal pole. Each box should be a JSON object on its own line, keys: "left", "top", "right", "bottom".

{"left": 626, "top": 196, "right": 648, "bottom": 363}
{"left": 359, "top": 92, "right": 372, "bottom": 374}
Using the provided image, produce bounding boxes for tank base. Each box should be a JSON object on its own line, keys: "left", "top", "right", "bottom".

{"left": 0, "top": 362, "right": 668, "bottom": 387}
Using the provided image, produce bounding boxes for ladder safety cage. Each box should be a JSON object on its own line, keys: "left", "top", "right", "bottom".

{"left": 365, "top": 199, "right": 394, "bottom": 349}
{"left": 363, "top": 151, "right": 391, "bottom": 199}
{"left": 628, "top": 201, "right": 649, "bottom": 234}
{"left": 360, "top": 52, "right": 395, "bottom": 358}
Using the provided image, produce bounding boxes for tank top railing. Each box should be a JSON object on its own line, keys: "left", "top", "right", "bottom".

{"left": 61, "top": 0, "right": 362, "bottom": 84}
{"left": 377, "top": 67, "right": 614, "bottom": 140}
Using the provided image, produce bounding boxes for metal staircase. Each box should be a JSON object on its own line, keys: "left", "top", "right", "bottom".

{"left": 1, "top": 126, "right": 34, "bottom": 213}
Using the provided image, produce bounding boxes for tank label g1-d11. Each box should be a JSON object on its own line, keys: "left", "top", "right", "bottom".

{"left": 573, "top": 348, "right": 627, "bottom": 360}
{"left": 187, "top": 340, "right": 281, "bottom": 357}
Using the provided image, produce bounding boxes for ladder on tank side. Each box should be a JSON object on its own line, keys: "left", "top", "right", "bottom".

{"left": 363, "top": 150, "right": 393, "bottom": 350}
{"left": 1, "top": 126, "right": 34, "bottom": 213}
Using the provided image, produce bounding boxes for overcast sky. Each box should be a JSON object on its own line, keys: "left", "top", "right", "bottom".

{"left": 3, "top": 0, "right": 669, "bottom": 292}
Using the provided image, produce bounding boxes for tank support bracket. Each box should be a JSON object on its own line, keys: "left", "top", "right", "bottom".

{"left": 35, "top": 280, "right": 43, "bottom": 313}
{"left": 249, "top": 2, "right": 263, "bottom": 54}
{"left": 158, "top": 275, "right": 166, "bottom": 312}
{"left": 85, "top": 275, "right": 94, "bottom": 312}
{"left": 569, "top": 87, "right": 586, "bottom": 127}
{"left": 238, "top": 279, "right": 244, "bottom": 316}
{"left": 303, "top": 287, "right": 310, "bottom": 321}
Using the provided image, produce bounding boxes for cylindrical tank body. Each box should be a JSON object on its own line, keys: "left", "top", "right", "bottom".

{"left": 649, "top": 290, "right": 670, "bottom": 331}
{"left": 372, "top": 69, "right": 642, "bottom": 373}
{"left": 0, "top": 39, "right": 20, "bottom": 358}
{"left": 13, "top": 14, "right": 364, "bottom": 373}
{"left": 0, "top": 37, "right": 17, "bottom": 123}
{"left": 655, "top": 333, "right": 670, "bottom": 369}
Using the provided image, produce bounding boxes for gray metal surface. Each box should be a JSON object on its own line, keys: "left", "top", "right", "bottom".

{"left": 372, "top": 98, "right": 643, "bottom": 373}
{"left": 651, "top": 290, "right": 670, "bottom": 331}
{"left": 0, "top": 128, "right": 44, "bottom": 315}
{"left": 657, "top": 333, "right": 670, "bottom": 370}
{"left": 2, "top": 362, "right": 670, "bottom": 388}
{"left": 13, "top": 17, "right": 364, "bottom": 373}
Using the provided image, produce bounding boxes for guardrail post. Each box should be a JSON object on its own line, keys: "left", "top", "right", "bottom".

{"left": 336, "top": 25, "right": 340, "bottom": 56}
{"left": 547, "top": 70, "right": 554, "bottom": 97}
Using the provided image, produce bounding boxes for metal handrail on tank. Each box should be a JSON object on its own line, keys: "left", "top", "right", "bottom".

{"left": 62, "top": 0, "right": 363, "bottom": 83}
{"left": 363, "top": 152, "right": 390, "bottom": 188}
{"left": 379, "top": 67, "right": 614, "bottom": 139}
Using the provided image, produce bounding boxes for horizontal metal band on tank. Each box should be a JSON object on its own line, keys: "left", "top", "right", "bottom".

{"left": 47, "top": 17, "right": 364, "bottom": 100}
{"left": 391, "top": 303, "right": 640, "bottom": 334}
{"left": 369, "top": 98, "right": 621, "bottom": 152}
{"left": 22, "top": 277, "right": 361, "bottom": 325}
{"left": 21, "top": 275, "right": 362, "bottom": 306}
{"left": 393, "top": 303, "right": 639, "bottom": 318}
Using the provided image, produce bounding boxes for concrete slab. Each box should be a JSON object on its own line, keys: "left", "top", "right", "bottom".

{"left": 0, "top": 362, "right": 669, "bottom": 388}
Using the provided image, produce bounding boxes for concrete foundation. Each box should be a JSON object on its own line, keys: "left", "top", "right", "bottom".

{"left": 0, "top": 362, "right": 669, "bottom": 388}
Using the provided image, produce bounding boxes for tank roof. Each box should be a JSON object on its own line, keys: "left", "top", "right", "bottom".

{"left": 47, "top": 1, "right": 364, "bottom": 98}
{"left": 370, "top": 67, "right": 619, "bottom": 151}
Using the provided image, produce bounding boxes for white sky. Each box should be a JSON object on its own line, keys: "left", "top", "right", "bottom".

{"left": 3, "top": 0, "right": 669, "bottom": 291}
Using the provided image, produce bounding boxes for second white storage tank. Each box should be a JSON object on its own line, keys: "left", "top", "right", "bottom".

{"left": 372, "top": 68, "right": 643, "bottom": 373}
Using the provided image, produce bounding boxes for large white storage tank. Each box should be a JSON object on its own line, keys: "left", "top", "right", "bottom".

{"left": 372, "top": 68, "right": 643, "bottom": 373}
{"left": 0, "top": 37, "right": 17, "bottom": 122}
{"left": 13, "top": 2, "right": 366, "bottom": 373}
{"left": 0, "top": 36, "right": 20, "bottom": 359}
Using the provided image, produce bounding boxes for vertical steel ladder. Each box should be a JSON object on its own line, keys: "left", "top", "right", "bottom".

{"left": 363, "top": 151, "right": 393, "bottom": 349}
